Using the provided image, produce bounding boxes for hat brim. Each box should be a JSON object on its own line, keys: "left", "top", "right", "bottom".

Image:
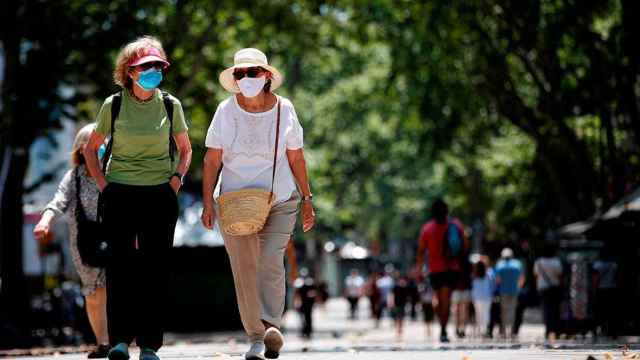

{"left": 219, "top": 63, "right": 283, "bottom": 93}
{"left": 130, "top": 55, "right": 170, "bottom": 68}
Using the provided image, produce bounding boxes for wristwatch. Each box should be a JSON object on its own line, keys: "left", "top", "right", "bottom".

{"left": 301, "top": 194, "right": 313, "bottom": 202}
{"left": 170, "top": 172, "right": 185, "bottom": 185}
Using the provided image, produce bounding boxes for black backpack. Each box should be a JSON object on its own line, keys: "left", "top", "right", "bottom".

{"left": 100, "top": 90, "right": 177, "bottom": 171}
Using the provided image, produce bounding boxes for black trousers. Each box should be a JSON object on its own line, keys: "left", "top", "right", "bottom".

{"left": 347, "top": 297, "right": 359, "bottom": 319}
{"left": 102, "top": 183, "right": 178, "bottom": 351}
{"left": 512, "top": 294, "right": 527, "bottom": 335}
{"left": 540, "top": 287, "right": 562, "bottom": 338}
{"left": 300, "top": 304, "right": 314, "bottom": 337}
{"left": 488, "top": 298, "right": 501, "bottom": 336}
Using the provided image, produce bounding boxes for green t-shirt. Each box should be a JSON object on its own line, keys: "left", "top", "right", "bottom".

{"left": 95, "top": 89, "right": 188, "bottom": 186}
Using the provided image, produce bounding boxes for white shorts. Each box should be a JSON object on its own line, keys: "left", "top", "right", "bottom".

{"left": 451, "top": 289, "right": 471, "bottom": 303}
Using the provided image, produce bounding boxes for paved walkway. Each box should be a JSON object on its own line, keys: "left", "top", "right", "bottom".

{"left": 4, "top": 298, "right": 639, "bottom": 359}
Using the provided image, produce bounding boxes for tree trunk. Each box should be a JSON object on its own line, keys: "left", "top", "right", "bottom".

{"left": 536, "top": 134, "right": 597, "bottom": 222}
{"left": 601, "top": 107, "right": 622, "bottom": 205}
{"left": 0, "top": 1, "right": 32, "bottom": 347}
{"left": 620, "top": 0, "right": 640, "bottom": 146}
{"left": 0, "top": 143, "right": 31, "bottom": 349}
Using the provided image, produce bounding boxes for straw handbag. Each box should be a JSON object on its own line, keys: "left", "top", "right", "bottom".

{"left": 217, "top": 99, "right": 282, "bottom": 236}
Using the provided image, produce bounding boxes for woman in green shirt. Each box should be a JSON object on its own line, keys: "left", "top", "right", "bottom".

{"left": 84, "top": 36, "right": 192, "bottom": 360}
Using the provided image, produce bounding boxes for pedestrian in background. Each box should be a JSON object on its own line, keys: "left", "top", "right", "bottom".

{"left": 294, "top": 268, "right": 317, "bottom": 339}
{"left": 452, "top": 259, "right": 472, "bottom": 338}
{"left": 512, "top": 240, "right": 537, "bottom": 337}
{"left": 415, "top": 199, "right": 469, "bottom": 343}
{"left": 376, "top": 267, "right": 395, "bottom": 324}
{"left": 84, "top": 36, "right": 192, "bottom": 360}
{"left": 344, "top": 269, "right": 365, "bottom": 320}
{"left": 418, "top": 275, "right": 435, "bottom": 338}
{"left": 487, "top": 281, "right": 502, "bottom": 338}
{"left": 284, "top": 240, "right": 298, "bottom": 313}
{"left": 201, "top": 47, "right": 315, "bottom": 360}
{"left": 34, "top": 124, "right": 110, "bottom": 359}
{"left": 390, "top": 273, "right": 410, "bottom": 340}
{"left": 366, "top": 272, "right": 383, "bottom": 327}
{"left": 592, "top": 246, "right": 620, "bottom": 338}
{"left": 471, "top": 259, "right": 494, "bottom": 338}
{"left": 534, "top": 244, "right": 563, "bottom": 340}
{"left": 316, "top": 281, "right": 330, "bottom": 312}
{"left": 407, "top": 269, "right": 420, "bottom": 321}
{"left": 495, "top": 248, "right": 524, "bottom": 339}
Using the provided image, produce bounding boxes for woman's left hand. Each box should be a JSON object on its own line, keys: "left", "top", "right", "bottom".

{"left": 301, "top": 200, "right": 315, "bottom": 232}
{"left": 170, "top": 177, "right": 181, "bottom": 194}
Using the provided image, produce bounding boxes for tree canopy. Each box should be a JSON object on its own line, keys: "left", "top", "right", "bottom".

{"left": 2, "top": 0, "right": 639, "bottom": 263}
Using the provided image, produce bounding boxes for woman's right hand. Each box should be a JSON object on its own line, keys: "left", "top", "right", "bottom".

{"left": 201, "top": 203, "right": 216, "bottom": 230}
{"left": 33, "top": 220, "right": 51, "bottom": 243}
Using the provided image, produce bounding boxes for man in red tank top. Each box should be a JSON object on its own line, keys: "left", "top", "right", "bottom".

{"left": 415, "top": 199, "right": 468, "bottom": 343}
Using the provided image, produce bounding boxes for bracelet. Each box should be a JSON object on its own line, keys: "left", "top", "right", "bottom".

{"left": 301, "top": 194, "right": 313, "bottom": 202}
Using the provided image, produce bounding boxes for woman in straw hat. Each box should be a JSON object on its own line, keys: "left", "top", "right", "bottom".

{"left": 84, "top": 36, "right": 192, "bottom": 360}
{"left": 34, "top": 124, "right": 110, "bottom": 358}
{"left": 201, "top": 48, "right": 315, "bottom": 360}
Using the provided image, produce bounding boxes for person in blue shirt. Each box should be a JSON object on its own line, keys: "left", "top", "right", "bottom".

{"left": 495, "top": 248, "right": 524, "bottom": 338}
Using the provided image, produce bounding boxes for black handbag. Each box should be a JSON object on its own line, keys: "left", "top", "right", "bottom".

{"left": 74, "top": 167, "right": 108, "bottom": 267}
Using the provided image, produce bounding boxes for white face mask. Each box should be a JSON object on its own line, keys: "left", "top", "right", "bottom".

{"left": 237, "top": 76, "right": 266, "bottom": 98}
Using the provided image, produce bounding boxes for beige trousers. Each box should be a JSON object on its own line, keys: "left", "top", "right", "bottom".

{"left": 500, "top": 294, "right": 517, "bottom": 333}
{"left": 219, "top": 193, "right": 299, "bottom": 341}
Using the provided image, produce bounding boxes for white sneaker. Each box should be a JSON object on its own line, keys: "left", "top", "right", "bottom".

{"left": 264, "top": 328, "right": 284, "bottom": 359}
{"left": 245, "top": 341, "right": 265, "bottom": 360}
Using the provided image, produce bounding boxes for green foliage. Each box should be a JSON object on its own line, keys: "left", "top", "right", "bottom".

{"left": 3, "top": 0, "right": 638, "bottom": 257}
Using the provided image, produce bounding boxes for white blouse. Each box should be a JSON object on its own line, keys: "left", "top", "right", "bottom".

{"left": 205, "top": 95, "right": 303, "bottom": 204}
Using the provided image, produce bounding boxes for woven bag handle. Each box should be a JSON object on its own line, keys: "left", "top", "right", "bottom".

{"left": 270, "top": 97, "right": 282, "bottom": 201}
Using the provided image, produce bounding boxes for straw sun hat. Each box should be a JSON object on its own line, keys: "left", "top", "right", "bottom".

{"left": 219, "top": 48, "right": 283, "bottom": 93}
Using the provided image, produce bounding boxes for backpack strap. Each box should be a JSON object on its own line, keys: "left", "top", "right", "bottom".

{"left": 161, "top": 91, "right": 177, "bottom": 164}
{"left": 537, "top": 260, "right": 558, "bottom": 288}
{"left": 101, "top": 92, "right": 122, "bottom": 174}
{"left": 103, "top": 91, "right": 177, "bottom": 172}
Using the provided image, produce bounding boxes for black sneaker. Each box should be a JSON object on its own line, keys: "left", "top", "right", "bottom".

{"left": 440, "top": 332, "right": 450, "bottom": 343}
{"left": 88, "top": 344, "right": 111, "bottom": 359}
{"left": 139, "top": 348, "right": 160, "bottom": 360}
{"left": 107, "top": 343, "right": 129, "bottom": 360}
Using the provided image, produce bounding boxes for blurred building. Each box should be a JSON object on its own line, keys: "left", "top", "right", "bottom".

{"left": 557, "top": 187, "right": 640, "bottom": 335}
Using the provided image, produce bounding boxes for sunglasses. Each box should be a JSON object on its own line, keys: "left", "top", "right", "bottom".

{"left": 233, "top": 67, "right": 266, "bottom": 80}
{"left": 132, "top": 62, "right": 165, "bottom": 71}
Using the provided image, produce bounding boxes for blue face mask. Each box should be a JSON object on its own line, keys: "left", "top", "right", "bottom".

{"left": 136, "top": 68, "right": 163, "bottom": 91}
{"left": 98, "top": 143, "right": 106, "bottom": 160}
